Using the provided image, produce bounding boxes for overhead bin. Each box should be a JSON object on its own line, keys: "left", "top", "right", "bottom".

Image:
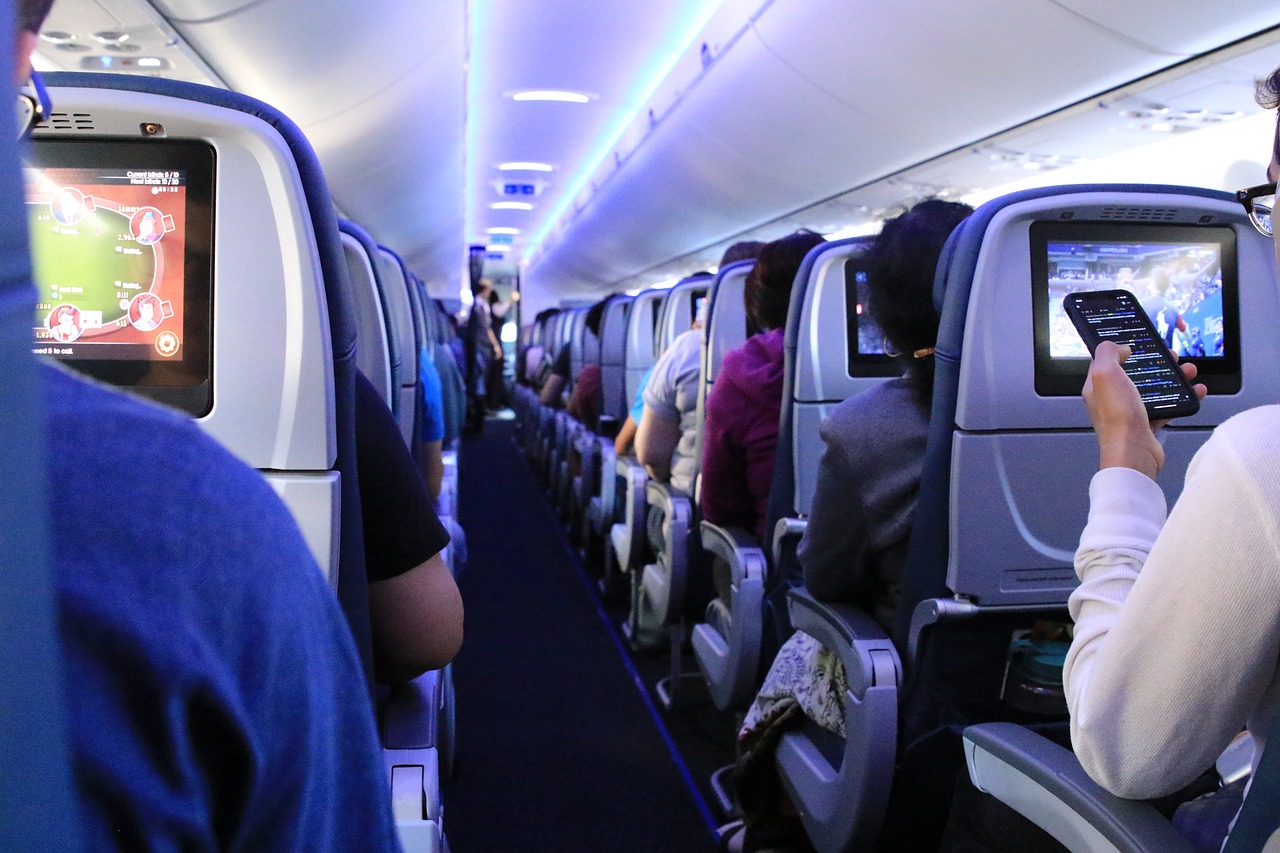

{"left": 527, "top": 0, "right": 1280, "bottom": 293}
{"left": 153, "top": 0, "right": 467, "bottom": 297}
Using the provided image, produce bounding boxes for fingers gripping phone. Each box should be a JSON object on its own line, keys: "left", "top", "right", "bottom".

{"left": 1063, "top": 289, "right": 1201, "bottom": 419}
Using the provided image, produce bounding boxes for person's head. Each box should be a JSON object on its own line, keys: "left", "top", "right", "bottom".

{"left": 15, "top": 0, "right": 54, "bottom": 84}
{"left": 471, "top": 278, "right": 492, "bottom": 299}
{"left": 488, "top": 289, "right": 500, "bottom": 306}
{"left": 718, "top": 241, "right": 764, "bottom": 269}
{"left": 744, "top": 230, "right": 827, "bottom": 333}
{"left": 534, "top": 307, "right": 560, "bottom": 326}
{"left": 866, "top": 199, "right": 973, "bottom": 403}
{"left": 584, "top": 296, "right": 612, "bottom": 338}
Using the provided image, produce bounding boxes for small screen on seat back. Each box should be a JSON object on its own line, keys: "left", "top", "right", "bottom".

{"left": 25, "top": 138, "right": 215, "bottom": 416}
{"left": 843, "top": 257, "right": 899, "bottom": 377}
{"left": 1030, "top": 221, "right": 1240, "bottom": 397}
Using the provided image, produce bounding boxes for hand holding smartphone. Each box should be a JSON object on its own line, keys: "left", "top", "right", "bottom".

{"left": 1063, "top": 289, "right": 1201, "bottom": 420}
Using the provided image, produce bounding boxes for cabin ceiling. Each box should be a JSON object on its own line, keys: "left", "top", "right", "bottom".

{"left": 28, "top": 0, "right": 1280, "bottom": 314}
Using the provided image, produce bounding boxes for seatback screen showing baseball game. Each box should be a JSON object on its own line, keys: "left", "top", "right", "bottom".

{"left": 1030, "top": 220, "right": 1241, "bottom": 397}
{"left": 25, "top": 139, "right": 215, "bottom": 416}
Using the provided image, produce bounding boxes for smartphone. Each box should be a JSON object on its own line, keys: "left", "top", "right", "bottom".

{"left": 1062, "top": 289, "right": 1200, "bottom": 419}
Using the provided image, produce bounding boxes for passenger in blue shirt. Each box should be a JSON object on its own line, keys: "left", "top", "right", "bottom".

{"left": 14, "top": 2, "right": 401, "bottom": 847}
{"left": 418, "top": 346, "right": 446, "bottom": 498}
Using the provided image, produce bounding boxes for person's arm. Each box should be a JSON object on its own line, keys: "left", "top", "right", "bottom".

{"left": 1063, "top": 341, "right": 1278, "bottom": 799}
{"left": 417, "top": 439, "right": 444, "bottom": 500}
{"left": 488, "top": 327, "right": 502, "bottom": 359}
{"left": 636, "top": 405, "right": 679, "bottom": 482}
{"left": 614, "top": 415, "right": 638, "bottom": 456}
{"left": 369, "top": 552, "right": 463, "bottom": 683}
{"left": 539, "top": 373, "right": 567, "bottom": 407}
{"left": 699, "top": 380, "right": 753, "bottom": 528}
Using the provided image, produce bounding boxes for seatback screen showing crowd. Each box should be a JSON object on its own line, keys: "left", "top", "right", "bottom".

{"left": 844, "top": 256, "right": 899, "bottom": 377}
{"left": 25, "top": 138, "right": 215, "bottom": 416}
{"left": 1030, "top": 220, "right": 1242, "bottom": 397}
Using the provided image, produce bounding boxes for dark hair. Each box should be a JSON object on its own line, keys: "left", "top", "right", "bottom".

{"left": 1256, "top": 65, "right": 1280, "bottom": 163}
{"left": 744, "top": 230, "right": 827, "bottom": 332}
{"left": 719, "top": 240, "right": 765, "bottom": 268}
{"left": 584, "top": 296, "right": 613, "bottom": 337}
{"left": 534, "top": 307, "right": 561, "bottom": 325}
{"left": 18, "top": 0, "right": 54, "bottom": 35}
{"left": 867, "top": 199, "right": 973, "bottom": 408}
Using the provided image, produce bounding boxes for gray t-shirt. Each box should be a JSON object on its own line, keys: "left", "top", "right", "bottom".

{"left": 642, "top": 328, "right": 702, "bottom": 493}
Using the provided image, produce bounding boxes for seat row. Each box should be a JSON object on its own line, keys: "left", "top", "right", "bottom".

{"left": 512, "top": 184, "right": 1280, "bottom": 852}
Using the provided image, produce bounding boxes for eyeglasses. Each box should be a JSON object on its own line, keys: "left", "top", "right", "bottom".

{"left": 1237, "top": 181, "right": 1276, "bottom": 237}
{"left": 15, "top": 72, "right": 50, "bottom": 139}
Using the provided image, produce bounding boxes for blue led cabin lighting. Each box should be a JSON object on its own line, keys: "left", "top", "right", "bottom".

{"left": 519, "top": 0, "right": 728, "bottom": 259}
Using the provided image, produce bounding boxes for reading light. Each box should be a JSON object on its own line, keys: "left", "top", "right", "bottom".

{"left": 507, "top": 90, "right": 592, "bottom": 103}
{"left": 499, "top": 162, "right": 554, "bottom": 172}
{"left": 487, "top": 227, "right": 521, "bottom": 234}
{"left": 492, "top": 201, "right": 533, "bottom": 210}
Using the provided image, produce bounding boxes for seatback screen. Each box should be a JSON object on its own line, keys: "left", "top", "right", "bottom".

{"left": 843, "top": 257, "right": 899, "bottom": 377}
{"left": 26, "top": 139, "right": 215, "bottom": 415}
{"left": 1031, "top": 221, "right": 1240, "bottom": 397}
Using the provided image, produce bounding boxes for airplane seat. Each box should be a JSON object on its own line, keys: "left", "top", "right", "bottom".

{"left": 375, "top": 246, "right": 423, "bottom": 449}
{"left": 630, "top": 274, "right": 718, "bottom": 697}
{"left": 696, "top": 240, "right": 882, "bottom": 716}
{"left": 632, "top": 275, "right": 721, "bottom": 648}
{"left": 33, "top": 73, "right": 449, "bottom": 851}
{"left": 606, "top": 289, "right": 668, "bottom": 592}
{"left": 777, "top": 184, "right": 1280, "bottom": 853}
{"left": 557, "top": 310, "right": 599, "bottom": 520}
{"left": 686, "top": 259, "right": 771, "bottom": 712}
{"left": 339, "top": 224, "right": 394, "bottom": 405}
{"left": 582, "top": 295, "right": 634, "bottom": 550}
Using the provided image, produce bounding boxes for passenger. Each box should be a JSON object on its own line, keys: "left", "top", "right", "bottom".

{"left": 356, "top": 372, "right": 464, "bottom": 682}
{"left": 417, "top": 345, "right": 447, "bottom": 499}
{"left": 700, "top": 230, "right": 826, "bottom": 539}
{"left": 1060, "top": 65, "right": 1280, "bottom": 851}
{"left": 538, "top": 298, "right": 609, "bottom": 415}
{"left": 524, "top": 307, "right": 560, "bottom": 387}
{"left": 613, "top": 365, "right": 651, "bottom": 456}
{"left": 719, "top": 202, "right": 971, "bottom": 853}
{"left": 635, "top": 240, "right": 763, "bottom": 491}
{"left": 485, "top": 287, "right": 509, "bottom": 410}
{"left": 13, "top": 1, "right": 401, "bottom": 843}
{"left": 465, "top": 279, "right": 501, "bottom": 432}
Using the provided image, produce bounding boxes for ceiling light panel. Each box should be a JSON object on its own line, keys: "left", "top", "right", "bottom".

{"left": 467, "top": 0, "right": 731, "bottom": 275}
{"left": 498, "top": 162, "right": 554, "bottom": 171}
{"left": 507, "top": 89, "right": 593, "bottom": 103}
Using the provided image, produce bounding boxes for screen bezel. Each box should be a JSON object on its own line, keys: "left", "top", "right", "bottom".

{"left": 843, "top": 257, "right": 900, "bottom": 378}
{"left": 26, "top": 137, "right": 216, "bottom": 416}
{"left": 1030, "top": 220, "right": 1240, "bottom": 397}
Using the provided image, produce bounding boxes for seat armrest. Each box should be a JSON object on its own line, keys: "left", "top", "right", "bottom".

{"left": 776, "top": 587, "right": 901, "bottom": 850}
{"left": 645, "top": 480, "right": 692, "bottom": 515}
{"left": 700, "top": 521, "right": 765, "bottom": 587}
{"left": 772, "top": 517, "right": 808, "bottom": 569}
{"left": 785, "top": 587, "right": 899, "bottom": 695}
{"left": 963, "top": 723, "right": 1195, "bottom": 853}
{"left": 382, "top": 669, "right": 441, "bottom": 751}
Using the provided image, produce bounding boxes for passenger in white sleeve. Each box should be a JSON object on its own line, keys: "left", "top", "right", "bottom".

{"left": 1063, "top": 65, "right": 1280, "bottom": 851}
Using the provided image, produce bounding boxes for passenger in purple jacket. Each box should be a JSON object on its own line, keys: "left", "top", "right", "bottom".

{"left": 700, "top": 230, "right": 827, "bottom": 540}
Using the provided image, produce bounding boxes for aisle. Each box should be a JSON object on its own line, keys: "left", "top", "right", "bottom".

{"left": 444, "top": 418, "right": 720, "bottom": 852}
